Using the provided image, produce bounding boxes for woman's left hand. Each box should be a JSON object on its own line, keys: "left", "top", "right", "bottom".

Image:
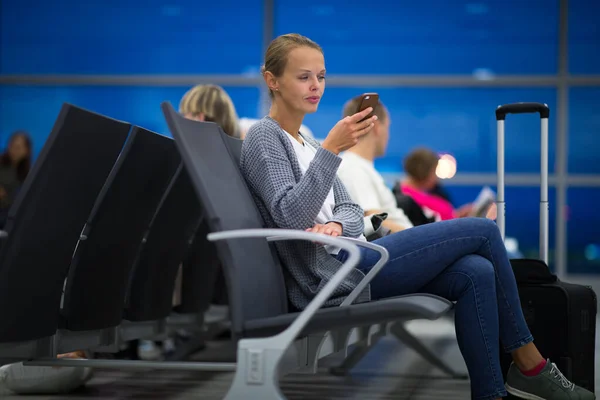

{"left": 305, "top": 222, "right": 343, "bottom": 237}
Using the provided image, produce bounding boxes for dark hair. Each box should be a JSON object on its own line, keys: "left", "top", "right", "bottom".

{"left": 342, "top": 95, "right": 388, "bottom": 122}
{"left": 1, "top": 131, "right": 32, "bottom": 182}
{"left": 403, "top": 147, "right": 439, "bottom": 183}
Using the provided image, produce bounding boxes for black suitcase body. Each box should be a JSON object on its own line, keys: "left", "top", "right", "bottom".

{"left": 495, "top": 104, "right": 597, "bottom": 394}
{"left": 500, "top": 259, "right": 597, "bottom": 393}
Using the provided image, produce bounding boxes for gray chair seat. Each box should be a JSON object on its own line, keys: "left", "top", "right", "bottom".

{"left": 243, "top": 294, "right": 452, "bottom": 338}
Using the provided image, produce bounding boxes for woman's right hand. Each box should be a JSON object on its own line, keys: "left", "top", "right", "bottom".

{"left": 321, "top": 107, "right": 378, "bottom": 155}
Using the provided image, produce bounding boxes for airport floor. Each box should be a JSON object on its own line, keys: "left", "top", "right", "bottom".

{"left": 3, "top": 275, "right": 600, "bottom": 399}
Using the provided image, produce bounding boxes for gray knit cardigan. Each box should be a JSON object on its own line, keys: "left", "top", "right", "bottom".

{"left": 239, "top": 116, "right": 371, "bottom": 310}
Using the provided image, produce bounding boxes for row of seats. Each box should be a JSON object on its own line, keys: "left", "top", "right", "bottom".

{"left": 0, "top": 104, "right": 216, "bottom": 357}
{"left": 0, "top": 102, "right": 455, "bottom": 399}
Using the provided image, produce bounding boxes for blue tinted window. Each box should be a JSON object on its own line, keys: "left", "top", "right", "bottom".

{"left": 447, "top": 185, "right": 556, "bottom": 268}
{"left": 0, "top": 0, "right": 263, "bottom": 74}
{"left": 0, "top": 85, "right": 260, "bottom": 155}
{"left": 566, "top": 188, "right": 600, "bottom": 273}
{"left": 275, "top": 1, "right": 558, "bottom": 74}
{"left": 569, "top": 0, "right": 600, "bottom": 74}
{"left": 568, "top": 88, "right": 600, "bottom": 174}
{"left": 303, "top": 87, "right": 556, "bottom": 173}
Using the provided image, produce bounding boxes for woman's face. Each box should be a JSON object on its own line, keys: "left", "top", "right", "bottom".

{"left": 272, "top": 46, "right": 326, "bottom": 115}
{"left": 8, "top": 136, "right": 29, "bottom": 163}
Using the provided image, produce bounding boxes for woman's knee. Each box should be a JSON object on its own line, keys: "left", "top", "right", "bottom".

{"left": 462, "top": 217, "right": 501, "bottom": 241}
{"left": 457, "top": 254, "right": 496, "bottom": 284}
{"left": 439, "top": 255, "right": 496, "bottom": 300}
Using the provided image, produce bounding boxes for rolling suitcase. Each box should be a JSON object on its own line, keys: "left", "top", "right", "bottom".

{"left": 495, "top": 103, "right": 597, "bottom": 394}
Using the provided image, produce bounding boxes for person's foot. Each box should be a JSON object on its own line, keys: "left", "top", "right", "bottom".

{"left": 505, "top": 359, "right": 595, "bottom": 399}
{"left": 163, "top": 338, "right": 176, "bottom": 356}
{"left": 137, "top": 340, "right": 162, "bottom": 361}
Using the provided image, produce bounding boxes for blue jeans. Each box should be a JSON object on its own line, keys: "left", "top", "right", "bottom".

{"left": 335, "top": 218, "right": 533, "bottom": 400}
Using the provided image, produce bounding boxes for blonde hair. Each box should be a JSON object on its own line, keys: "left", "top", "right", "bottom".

{"left": 261, "top": 33, "right": 323, "bottom": 98}
{"left": 179, "top": 84, "right": 240, "bottom": 138}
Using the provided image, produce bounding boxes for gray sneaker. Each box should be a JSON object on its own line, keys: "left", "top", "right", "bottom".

{"left": 505, "top": 359, "right": 595, "bottom": 399}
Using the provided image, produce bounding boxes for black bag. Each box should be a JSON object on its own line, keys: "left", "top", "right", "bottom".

{"left": 391, "top": 185, "right": 436, "bottom": 227}
{"left": 495, "top": 104, "right": 597, "bottom": 394}
{"left": 500, "top": 259, "right": 597, "bottom": 393}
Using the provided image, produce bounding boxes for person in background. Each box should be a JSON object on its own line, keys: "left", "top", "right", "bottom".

{"left": 429, "top": 181, "right": 453, "bottom": 205}
{"left": 179, "top": 84, "right": 241, "bottom": 138}
{"left": 0, "top": 132, "right": 96, "bottom": 395}
{"left": 0, "top": 131, "right": 32, "bottom": 228}
{"left": 336, "top": 96, "right": 413, "bottom": 233}
{"left": 136, "top": 84, "right": 241, "bottom": 361}
{"left": 398, "top": 147, "right": 494, "bottom": 221}
{"left": 0, "top": 131, "right": 32, "bottom": 206}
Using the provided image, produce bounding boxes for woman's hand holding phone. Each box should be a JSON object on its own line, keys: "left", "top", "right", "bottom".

{"left": 321, "top": 107, "right": 377, "bottom": 155}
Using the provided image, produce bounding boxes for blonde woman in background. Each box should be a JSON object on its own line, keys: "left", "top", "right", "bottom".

{"left": 179, "top": 84, "right": 241, "bottom": 138}
{"left": 138, "top": 84, "right": 241, "bottom": 361}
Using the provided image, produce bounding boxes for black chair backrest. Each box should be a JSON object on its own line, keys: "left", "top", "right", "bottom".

{"left": 177, "top": 216, "right": 222, "bottom": 314}
{"left": 162, "top": 102, "right": 288, "bottom": 336}
{"left": 61, "top": 127, "right": 181, "bottom": 331}
{"left": 176, "top": 131, "right": 242, "bottom": 312}
{"left": 124, "top": 165, "right": 203, "bottom": 321}
{"left": 0, "top": 103, "right": 130, "bottom": 343}
{"left": 221, "top": 133, "right": 243, "bottom": 166}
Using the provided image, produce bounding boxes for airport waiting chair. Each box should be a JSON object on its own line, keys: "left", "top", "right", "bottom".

{"left": 124, "top": 165, "right": 203, "bottom": 327}
{"left": 0, "top": 104, "right": 131, "bottom": 364}
{"left": 161, "top": 102, "right": 453, "bottom": 399}
{"left": 27, "top": 166, "right": 233, "bottom": 371}
{"left": 58, "top": 127, "right": 181, "bottom": 353}
{"left": 220, "top": 118, "right": 464, "bottom": 380}
{"left": 17, "top": 104, "right": 451, "bottom": 399}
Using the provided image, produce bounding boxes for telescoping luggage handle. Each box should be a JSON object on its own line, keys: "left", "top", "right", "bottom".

{"left": 495, "top": 102, "right": 550, "bottom": 265}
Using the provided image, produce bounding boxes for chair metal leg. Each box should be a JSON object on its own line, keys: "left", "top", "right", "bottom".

{"left": 328, "top": 324, "right": 386, "bottom": 376}
{"left": 224, "top": 339, "right": 286, "bottom": 400}
{"left": 329, "top": 339, "right": 379, "bottom": 376}
{"left": 390, "top": 322, "right": 468, "bottom": 379}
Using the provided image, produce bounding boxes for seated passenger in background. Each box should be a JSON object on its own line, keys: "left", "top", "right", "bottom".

{"left": 336, "top": 96, "right": 413, "bottom": 233}
{"left": 429, "top": 181, "right": 454, "bottom": 205}
{"left": 397, "top": 147, "right": 496, "bottom": 221}
{"left": 0, "top": 131, "right": 32, "bottom": 228}
{"left": 179, "top": 84, "right": 241, "bottom": 138}
{"left": 135, "top": 83, "right": 242, "bottom": 361}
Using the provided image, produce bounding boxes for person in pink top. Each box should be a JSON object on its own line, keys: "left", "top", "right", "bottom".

{"left": 399, "top": 147, "right": 496, "bottom": 221}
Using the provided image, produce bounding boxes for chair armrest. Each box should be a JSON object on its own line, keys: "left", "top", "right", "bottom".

{"left": 266, "top": 235, "right": 390, "bottom": 306}
{"left": 334, "top": 238, "right": 389, "bottom": 306}
{"left": 207, "top": 228, "right": 361, "bottom": 349}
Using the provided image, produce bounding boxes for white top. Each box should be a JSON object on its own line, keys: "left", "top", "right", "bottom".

{"left": 241, "top": 118, "right": 314, "bottom": 139}
{"left": 338, "top": 151, "right": 414, "bottom": 229}
{"left": 285, "top": 132, "right": 365, "bottom": 254}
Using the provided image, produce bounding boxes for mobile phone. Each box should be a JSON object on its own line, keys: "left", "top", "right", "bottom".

{"left": 356, "top": 93, "right": 379, "bottom": 122}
